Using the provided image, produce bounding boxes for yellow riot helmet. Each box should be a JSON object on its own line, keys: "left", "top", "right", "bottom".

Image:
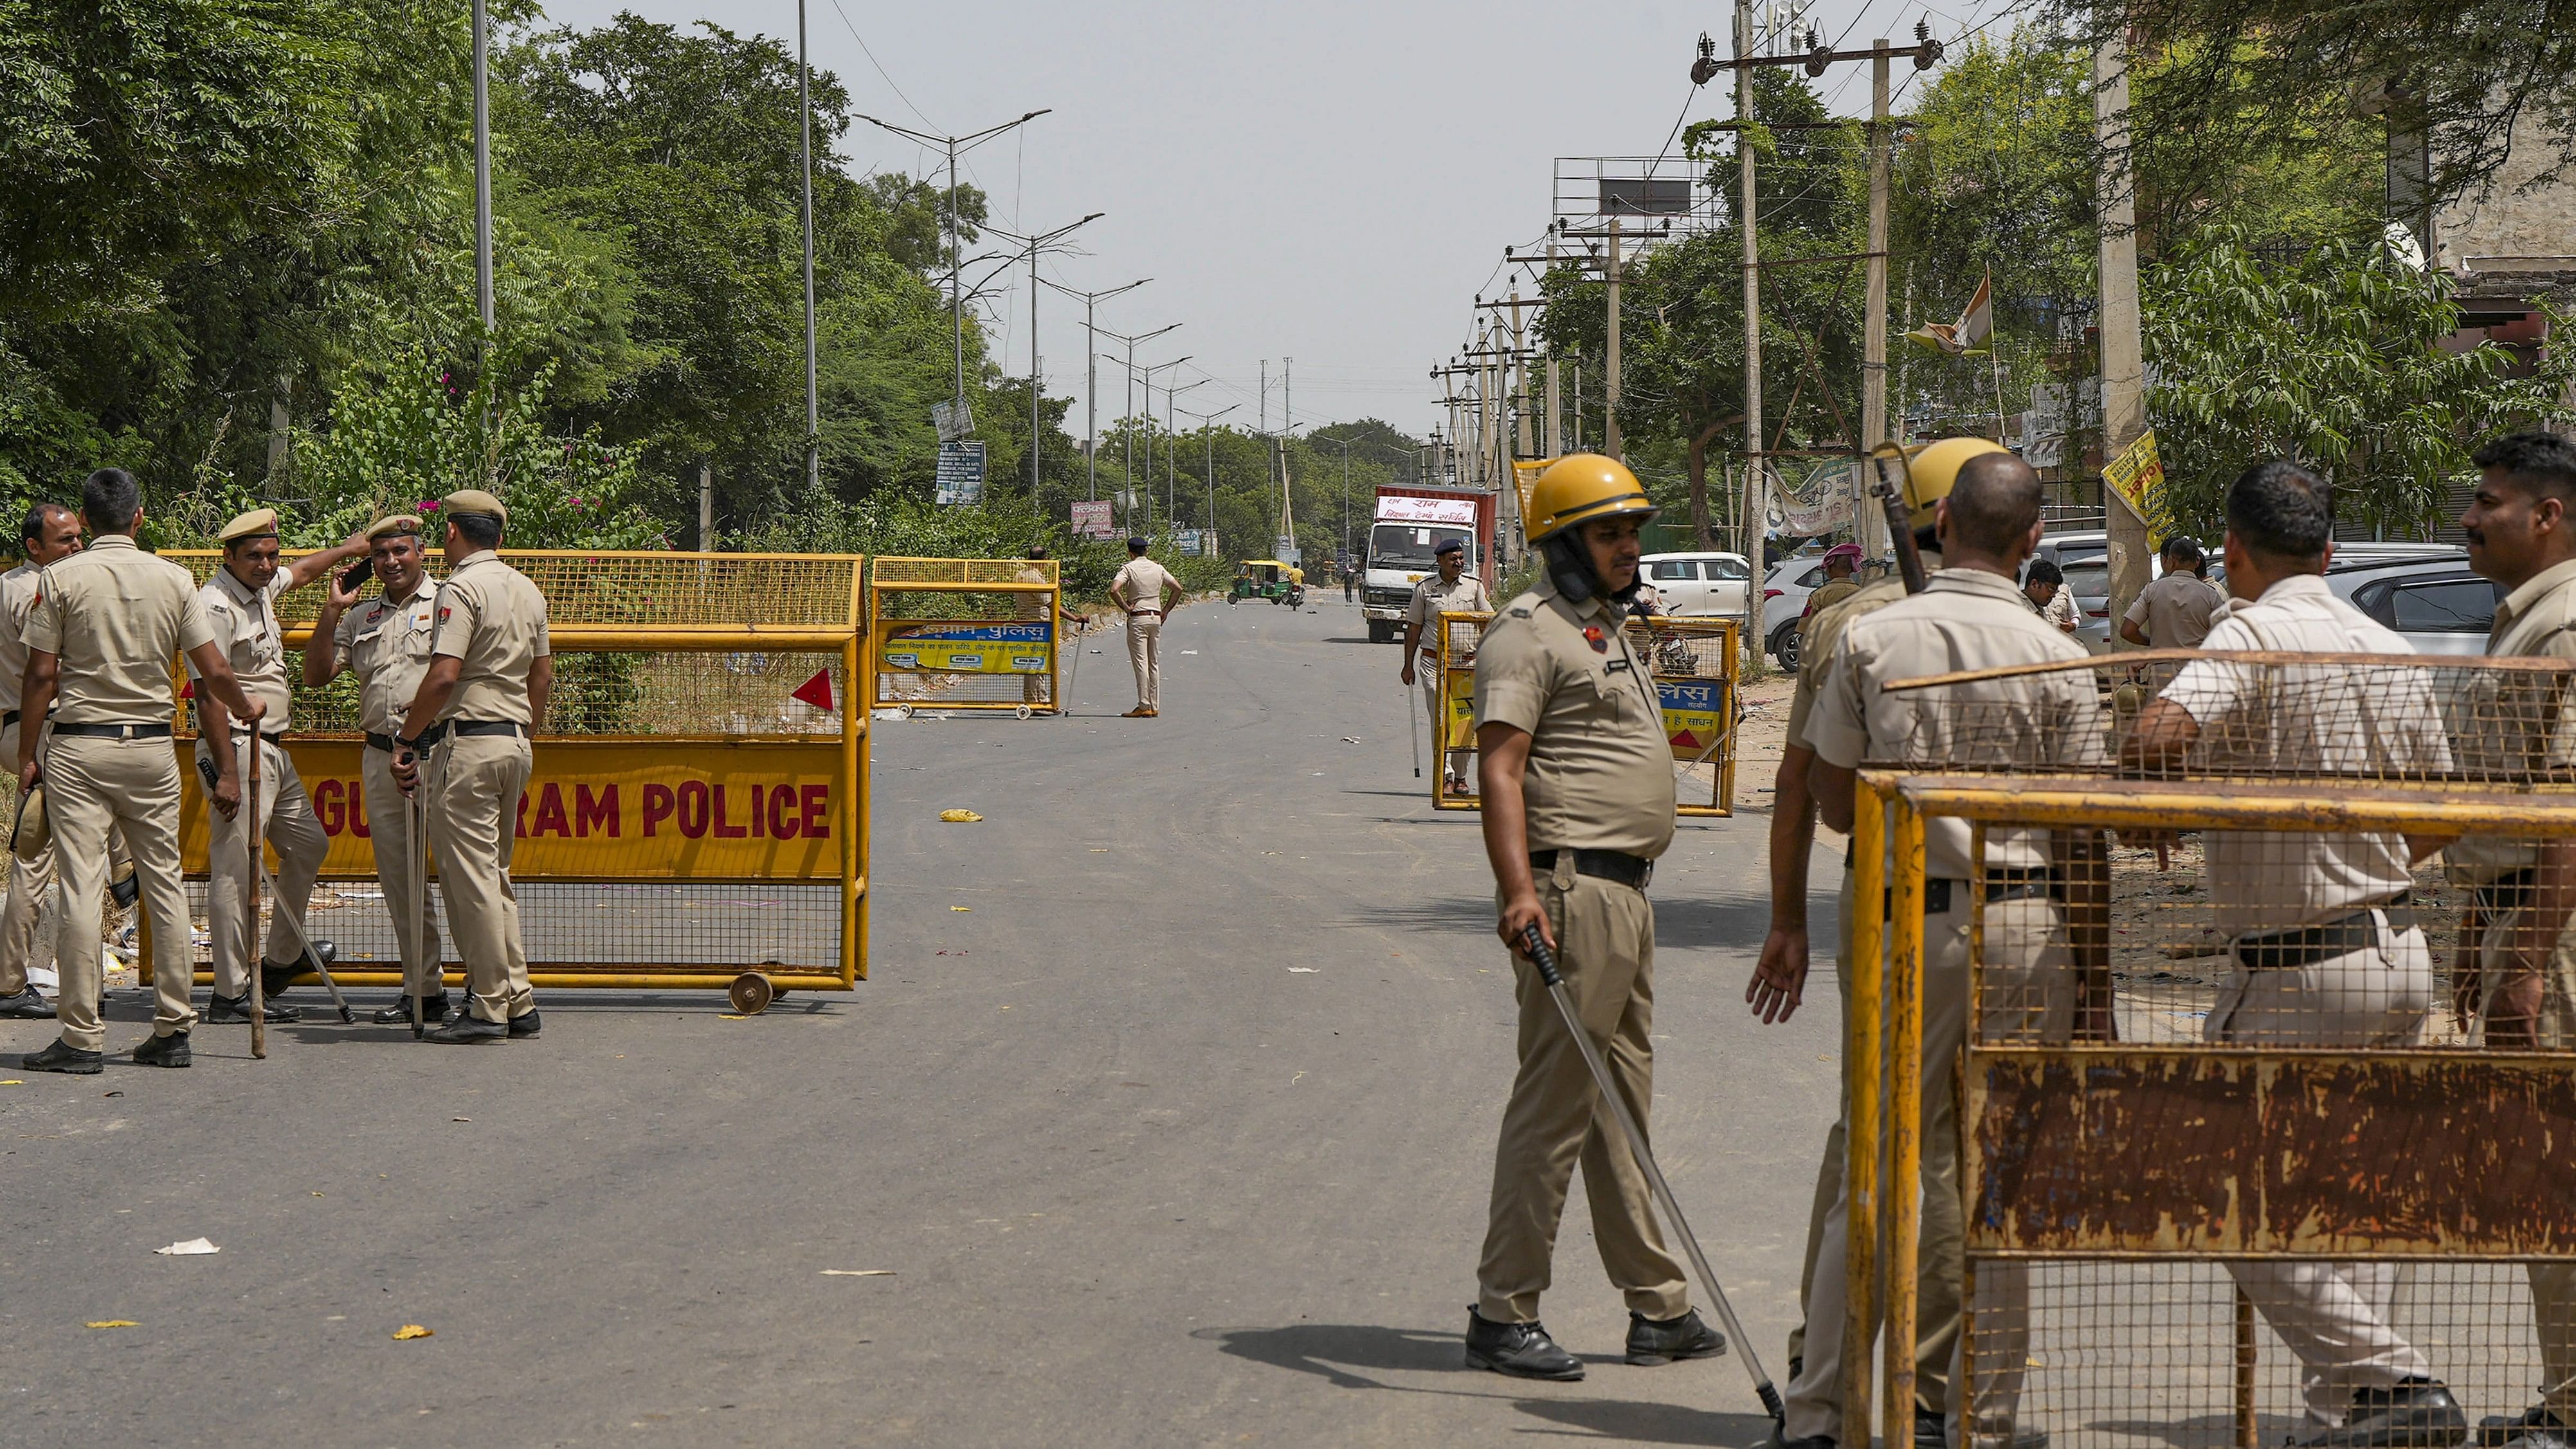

{"left": 1524, "top": 454, "right": 1660, "bottom": 542}
{"left": 1873, "top": 436, "right": 2010, "bottom": 531}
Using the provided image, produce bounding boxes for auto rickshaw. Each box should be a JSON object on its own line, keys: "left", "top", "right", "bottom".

{"left": 1228, "top": 560, "right": 1305, "bottom": 608}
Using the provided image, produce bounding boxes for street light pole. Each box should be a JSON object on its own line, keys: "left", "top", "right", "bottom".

{"left": 1039, "top": 276, "right": 1148, "bottom": 500}
{"left": 798, "top": 0, "right": 817, "bottom": 494}
{"left": 1094, "top": 322, "right": 1179, "bottom": 526}
{"left": 1178, "top": 402, "right": 1240, "bottom": 546}
{"left": 854, "top": 108, "right": 1052, "bottom": 417}
{"left": 471, "top": 0, "right": 492, "bottom": 334}
{"left": 1138, "top": 354, "right": 1193, "bottom": 533}
{"left": 1166, "top": 378, "right": 1210, "bottom": 525}
{"left": 986, "top": 215, "right": 1104, "bottom": 491}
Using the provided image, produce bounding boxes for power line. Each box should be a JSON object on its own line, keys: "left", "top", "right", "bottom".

{"left": 821, "top": 0, "right": 935, "bottom": 130}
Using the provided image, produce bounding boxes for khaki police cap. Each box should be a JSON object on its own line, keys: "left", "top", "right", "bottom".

{"left": 217, "top": 507, "right": 281, "bottom": 544}
{"left": 440, "top": 489, "right": 507, "bottom": 524}
{"left": 367, "top": 513, "right": 426, "bottom": 542}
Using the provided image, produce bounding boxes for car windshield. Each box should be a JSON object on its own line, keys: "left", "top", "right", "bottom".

{"left": 2060, "top": 560, "right": 2110, "bottom": 602}
{"left": 1372, "top": 524, "right": 1471, "bottom": 569}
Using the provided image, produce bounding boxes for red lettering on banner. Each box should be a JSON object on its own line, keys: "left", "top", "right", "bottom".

{"left": 767, "top": 785, "right": 799, "bottom": 839}
{"left": 676, "top": 779, "right": 709, "bottom": 838}
{"left": 514, "top": 792, "right": 530, "bottom": 839}
{"left": 748, "top": 783, "right": 765, "bottom": 838}
{"left": 528, "top": 783, "right": 565, "bottom": 837}
{"left": 349, "top": 780, "right": 370, "bottom": 839}
{"left": 711, "top": 785, "right": 747, "bottom": 838}
{"left": 802, "top": 784, "right": 830, "bottom": 839}
{"left": 576, "top": 785, "right": 616, "bottom": 837}
{"left": 315, "top": 779, "right": 345, "bottom": 835}
{"left": 642, "top": 784, "right": 674, "bottom": 835}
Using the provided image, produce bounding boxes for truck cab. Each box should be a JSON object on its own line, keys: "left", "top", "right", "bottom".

{"left": 1362, "top": 489, "right": 1492, "bottom": 643}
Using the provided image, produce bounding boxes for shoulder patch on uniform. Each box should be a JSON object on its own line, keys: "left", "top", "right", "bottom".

{"left": 1581, "top": 626, "right": 1608, "bottom": 653}
{"left": 1505, "top": 603, "right": 1534, "bottom": 619}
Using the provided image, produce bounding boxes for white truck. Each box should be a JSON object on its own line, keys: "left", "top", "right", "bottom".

{"left": 1359, "top": 487, "right": 1493, "bottom": 644}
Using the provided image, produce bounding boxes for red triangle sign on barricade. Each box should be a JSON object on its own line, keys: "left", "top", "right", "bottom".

{"left": 1669, "top": 728, "right": 1701, "bottom": 751}
{"left": 791, "top": 668, "right": 836, "bottom": 711}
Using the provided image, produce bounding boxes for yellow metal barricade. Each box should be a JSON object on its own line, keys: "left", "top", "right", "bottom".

{"left": 1431, "top": 609, "right": 1740, "bottom": 816}
{"left": 1835, "top": 652, "right": 2576, "bottom": 1449}
{"left": 165, "top": 550, "right": 868, "bottom": 1010}
{"left": 866, "top": 556, "right": 1061, "bottom": 716}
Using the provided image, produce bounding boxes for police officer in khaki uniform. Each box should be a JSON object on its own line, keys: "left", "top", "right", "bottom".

{"left": 1399, "top": 536, "right": 1492, "bottom": 792}
{"left": 307, "top": 514, "right": 448, "bottom": 1025}
{"left": 2432, "top": 430, "right": 2576, "bottom": 1449}
{"left": 2117, "top": 536, "right": 2223, "bottom": 649}
{"left": 2125, "top": 460, "right": 2465, "bottom": 1446}
{"left": 0, "top": 503, "right": 136, "bottom": 1019}
{"left": 392, "top": 491, "right": 551, "bottom": 1043}
{"left": 1464, "top": 455, "right": 1725, "bottom": 1381}
{"left": 1781, "top": 446, "right": 2103, "bottom": 1449}
{"left": 15, "top": 469, "right": 268, "bottom": 1072}
{"left": 190, "top": 507, "right": 368, "bottom": 1024}
{"left": 1109, "top": 537, "right": 1180, "bottom": 717}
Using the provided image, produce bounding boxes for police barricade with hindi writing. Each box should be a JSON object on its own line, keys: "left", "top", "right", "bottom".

{"left": 866, "top": 556, "right": 1060, "bottom": 717}
{"left": 169, "top": 550, "right": 868, "bottom": 1014}
{"left": 1431, "top": 610, "right": 1739, "bottom": 816}
{"left": 1836, "top": 652, "right": 2576, "bottom": 1449}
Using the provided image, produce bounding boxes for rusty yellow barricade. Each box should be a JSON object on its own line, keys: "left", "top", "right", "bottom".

{"left": 168, "top": 550, "right": 868, "bottom": 1014}
{"left": 867, "top": 556, "right": 1061, "bottom": 717}
{"left": 1835, "top": 652, "right": 2576, "bottom": 1449}
{"left": 1431, "top": 610, "right": 1739, "bottom": 816}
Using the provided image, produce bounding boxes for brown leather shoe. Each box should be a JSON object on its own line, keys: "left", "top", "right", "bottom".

{"left": 1123, "top": 706, "right": 1154, "bottom": 718}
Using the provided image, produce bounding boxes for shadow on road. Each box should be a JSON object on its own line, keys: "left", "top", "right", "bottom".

{"left": 1199, "top": 1322, "right": 1464, "bottom": 1389}
{"left": 2094, "top": 1414, "right": 2303, "bottom": 1449}
{"left": 1511, "top": 1396, "right": 1779, "bottom": 1445}
{"left": 1352, "top": 894, "right": 1773, "bottom": 951}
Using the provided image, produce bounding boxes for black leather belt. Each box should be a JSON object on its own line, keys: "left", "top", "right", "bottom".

{"left": 226, "top": 727, "right": 289, "bottom": 742}
{"left": 2, "top": 709, "right": 17, "bottom": 727}
{"left": 1887, "top": 869, "right": 2054, "bottom": 919}
{"left": 51, "top": 722, "right": 171, "bottom": 739}
{"left": 366, "top": 732, "right": 400, "bottom": 752}
{"left": 453, "top": 720, "right": 525, "bottom": 738}
{"left": 2477, "top": 868, "right": 2536, "bottom": 915}
{"left": 1528, "top": 848, "right": 1652, "bottom": 890}
{"left": 2236, "top": 895, "right": 2413, "bottom": 970}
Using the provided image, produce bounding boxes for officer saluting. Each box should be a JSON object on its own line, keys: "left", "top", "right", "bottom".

{"left": 192, "top": 507, "right": 367, "bottom": 1025}
{"left": 15, "top": 469, "right": 269, "bottom": 1072}
{"left": 306, "top": 515, "right": 446, "bottom": 1026}
{"left": 391, "top": 491, "right": 550, "bottom": 1044}
{"left": 1464, "top": 455, "right": 1724, "bottom": 1380}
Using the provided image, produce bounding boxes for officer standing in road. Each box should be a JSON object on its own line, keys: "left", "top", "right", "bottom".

{"left": 2124, "top": 460, "right": 2464, "bottom": 1445}
{"left": 1109, "top": 536, "right": 1179, "bottom": 718}
{"left": 1780, "top": 446, "right": 2102, "bottom": 1449}
{"left": 2118, "top": 536, "right": 2222, "bottom": 649}
{"left": 307, "top": 514, "right": 447, "bottom": 1026}
{"left": 1399, "top": 536, "right": 1492, "bottom": 793}
{"left": 192, "top": 508, "right": 368, "bottom": 1025}
{"left": 1464, "top": 453, "right": 1725, "bottom": 1381}
{"left": 15, "top": 469, "right": 269, "bottom": 1073}
{"left": 391, "top": 491, "right": 550, "bottom": 1044}
{"left": 0, "top": 503, "right": 136, "bottom": 1020}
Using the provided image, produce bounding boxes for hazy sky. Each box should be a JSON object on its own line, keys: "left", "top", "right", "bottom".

{"left": 545, "top": 1, "right": 2018, "bottom": 442}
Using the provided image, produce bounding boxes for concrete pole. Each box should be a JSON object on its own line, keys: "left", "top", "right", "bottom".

{"left": 2096, "top": 33, "right": 2152, "bottom": 621}
{"left": 799, "top": 0, "right": 818, "bottom": 494}
{"left": 1604, "top": 217, "right": 1624, "bottom": 459}
{"left": 1086, "top": 296, "right": 1098, "bottom": 499}
{"left": 1859, "top": 40, "right": 1892, "bottom": 558}
{"left": 471, "top": 0, "right": 492, "bottom": 333}
{"left": 699, "top": 462, "right": 714, "bottom": 550}
{"left": 1738, "top": 0, "right": 1767, "bottom": 657}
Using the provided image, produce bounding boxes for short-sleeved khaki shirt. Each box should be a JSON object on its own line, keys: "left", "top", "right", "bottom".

{"left": 1472, "top": 575, "right": 1675, "bottom": 859}
{"left": 23, "top": 536, "right": 215, "bottom": 725}
{"left": 1783, "top": 561, "right": 1928, "bottom": 752}
{"left": 1806, "top": 567, "right": 2102, "bottom": 877}
{"left": 2123, "top": 570, "right": 2223, "bottom": 648}
{"left": 1404, "top": 572, "right": 1492, "bottom": 652}
{"left": 1112, "top": 558, "right": 1177, "bottom": 613}
{"left": 2448, "top": 556, "right": 2576, "bottom": 884}
{"left": 0, "top": 562, "right": 42, "bottom": 715}
{"left": 186, "top": 566, "right": 295, "bottom": 731}
{"left": 332, "top": 576, "right": 440, "bottom": 736}
{"left": 430, "top": 551, "right": 550, "bottom": 727}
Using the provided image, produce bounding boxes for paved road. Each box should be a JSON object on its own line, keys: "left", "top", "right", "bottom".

{"left": 0, "top": 594, "right": 1842, "bottom": 1447}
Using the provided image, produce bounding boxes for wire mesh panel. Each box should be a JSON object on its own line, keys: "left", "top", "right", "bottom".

{"left": 171, "top": 550, "right": 866, "bottom": 631}
{"left": 867, "top": 556, "right": 1060, "bottom": 715}
{"left": 1433, "top": 609, "right": 1741, "bottom": 816}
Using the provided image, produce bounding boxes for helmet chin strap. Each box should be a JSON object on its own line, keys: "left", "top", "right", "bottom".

{"left": 1541, "top": 533, "right": 1642, "bottom": 617}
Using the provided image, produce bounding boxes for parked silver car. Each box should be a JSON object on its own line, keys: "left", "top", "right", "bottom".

{"left": 2321, "top": 552, "right": 2495, "bottom": 655}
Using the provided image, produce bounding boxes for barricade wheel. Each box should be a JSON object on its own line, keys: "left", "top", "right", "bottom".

{"left": 1015, "top": 704, "right": 1033, "bottom": 720}
{"left": 896, "top": 704, "right": 914, "bottom": 720}
{"left": 728, "top": 972, "right": 776, "bottom": 1015}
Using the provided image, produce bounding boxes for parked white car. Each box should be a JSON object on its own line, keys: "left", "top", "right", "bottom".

{"left": 2321, "top": 552, "right": 2494, "bottom": 656}
{"left": 1759, "top": 556, "right": 1831, "bottom": 666}
{"left": 1638, "top": 551, "right": 1752, "bottom": 621}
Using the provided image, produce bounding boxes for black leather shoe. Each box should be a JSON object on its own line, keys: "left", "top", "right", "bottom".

{"left": 2298, "top": 1381, "right": 2469, "bottom": 1449}
{"left": 260, "top": 942, "right": 335, "bottom": 997}
{"left": 110, "top": 868, "right": 138, "bottom": 909}
{"left": 1769, "top": 1418, "right": 1836, "bottom": 1449}
{"left": 505, "top": 1010, "right": 541, "bottom": 1039}
{"left": 2479, "top": 1410, "right": 2564, "bottom": 1449}
{"left": 426, "top": 1010, "right": 506, "bottom": 1044}
{"left": 131, "top": 1031, "right": 191, "bottom": 1068}
{"left": 373, "top": 992, "right": 449, "bottom": 1025}
{"left": 0, "top": 986, "right": 56, "bottom": 1019}
{"left": 23, "top": 1039, "right": 103, "bottom": 1074}
{"left": 1464, "top": 1308, "right": 1584, "bottom": 1381}
{"left": 206, "top": 992, "right": 298, "bottom": 1025}
{"left": 2505, "top": 1429, "right": 2570, "bottom": 1449}
{"left": 1626, "top": 1308, "right": 1726, "bottom": 1366}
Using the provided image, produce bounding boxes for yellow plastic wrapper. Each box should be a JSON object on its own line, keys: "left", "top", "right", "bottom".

{"left": 939, "top": 808, "right": 983, "bottom": 823}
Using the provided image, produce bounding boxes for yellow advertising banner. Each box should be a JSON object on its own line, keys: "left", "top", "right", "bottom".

{"left": 2102, "top": 428, "right": 2164, "bottom": 520}
{"left": 874, "top": 620, "right": 1053, "bottom": 675}
{"left": 177, "top": 737, "right": 848, "bottom": 880}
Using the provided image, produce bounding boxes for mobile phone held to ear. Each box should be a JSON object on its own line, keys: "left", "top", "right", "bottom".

{"left": 340, "top": 558, "right": 374, "bottom": 594}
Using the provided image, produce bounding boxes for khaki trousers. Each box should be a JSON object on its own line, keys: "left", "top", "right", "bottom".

{"left": 43, "top": 734, "right": 194, "bottom": 1049}
{"left": 1787, "top": 868, "right": 1963, "bottom": 1412}
{"left": 2474, "top": 908, "right": 2576, "bottom": 1423}
{"left": 428, "top": 732, "right": 534, "bottom": 1023}
{"left": 2208, "top": 917, "right": 2435, "bottom": 1414}
{"left": 1784, "top": 889, "right": 2068, "bottom": 1443}
{"left": 0, "top": 720, "right": 129, "bottom": 995}
{"left": 1125, "top": 612, "right": 1163, "bottom": 710}
{"left": 197, "top": 736, "right": 327, "bottom": 999}
{"left": 361, "top": 744, "right": 444, "bottom": 997}
{"left": 1476, "top": 864, "right": 1689, "bottom": 1324}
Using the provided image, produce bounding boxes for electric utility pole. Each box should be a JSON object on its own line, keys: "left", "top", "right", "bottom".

{"left": 471, "top": 0, "right": 492, "bottom": 334}
{"left": 1858, "top": 38, "right": 1892, "bottom": 558}
{"left": 1040, "top": 277, "right": 1148, "bottom": 501}
{"left": 799, "top": 0, "right": 818, "bottom": 493}
{"left": 2096, "top": 31, "right": 2152, "bottom": 622}
{"left": 1737, "top": 0, "right": 1766, "bottom": 657}
{"left": 855, "top": 109, "right": 1052, "bottom": 416}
